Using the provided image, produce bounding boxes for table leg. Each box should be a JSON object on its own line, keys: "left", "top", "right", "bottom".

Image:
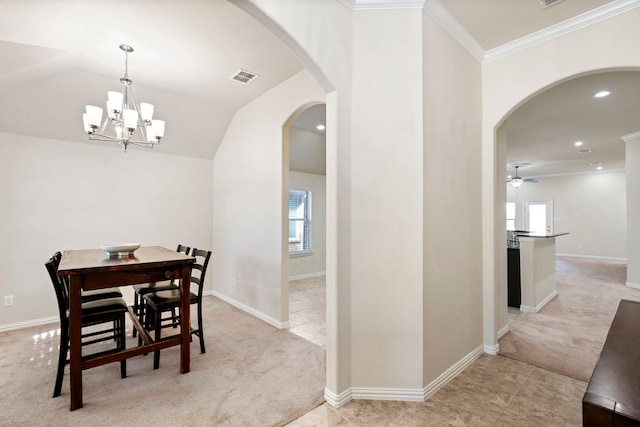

{"left": 180, "top": 264, "right": 191, "bottom": 374}
{"left": 69, "top": 276, "right": 83, "bottom": 410}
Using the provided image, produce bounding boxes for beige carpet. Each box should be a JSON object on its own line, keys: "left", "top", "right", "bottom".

{"left": 0, "top": 296, "right": 325, "bottom": 426}
{"left": 499, "top": 256, "right": 640, "bottom": 382}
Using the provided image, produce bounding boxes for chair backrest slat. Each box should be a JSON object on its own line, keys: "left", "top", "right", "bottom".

{"left": 190, "top": 248, "right": 212, "bottom": 296}
{"left": 45, "top": 256, "right": 69, "bottom": 328}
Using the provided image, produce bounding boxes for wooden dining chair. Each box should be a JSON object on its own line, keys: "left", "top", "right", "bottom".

{"left": 132, "top": 244, "right": 190, "bottom": 337}
{"left": 142, "top": 248, "right": 212, "bottom": 369}
{"left": 53, "top": 251, "right": 124, "bottom": 303}
{"left": 46, "top": 256, "right": 128, "bottom": 398}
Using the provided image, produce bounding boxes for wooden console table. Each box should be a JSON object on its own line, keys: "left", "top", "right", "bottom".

{"left": 583, "top": 299, "right": 640, "bottom": 426}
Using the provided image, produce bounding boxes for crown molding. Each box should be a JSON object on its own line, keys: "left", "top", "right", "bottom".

{"left": 622, "top": 130, "right": 640, "bottom": 142}
{"left": 338, "top": 0, "right": 640, "bottom": 64}
{"left": 339, "top": 0, "right": 425, "bottom": 10}
{"left": 423, "top": 0, "right": 485, "bottom": 62}
{"left": 485, "top": 0, "right": 640, "bottom": 62}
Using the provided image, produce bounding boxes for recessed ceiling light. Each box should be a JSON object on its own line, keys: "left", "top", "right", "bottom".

{"left": 596, "top": 166, "right": 603, "bottom": 170}
{"left": 574, "top": 141, "right": 583, "bottom": 147}
{"left": 316, "top": 124, "right": 326, "bottom": 131}
{"left": 594, "top": 90, "right": 612, "bottom": 98}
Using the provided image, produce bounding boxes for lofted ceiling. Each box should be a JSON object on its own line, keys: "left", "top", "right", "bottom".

{"left": 1, "top": 0, "right": 638, "bottom": 180}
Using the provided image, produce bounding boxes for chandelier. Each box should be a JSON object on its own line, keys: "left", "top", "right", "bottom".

{"left": 82, "top": 44, "right": 165, "bottom": 152}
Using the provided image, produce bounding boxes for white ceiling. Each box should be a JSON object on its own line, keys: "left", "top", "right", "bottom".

{"left": 1, "top": 0, "right": 638, "bottom": 179}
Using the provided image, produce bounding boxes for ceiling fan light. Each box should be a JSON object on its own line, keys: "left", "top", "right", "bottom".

{"left": 510, "top": 177, "right": 523, "bottom": 188}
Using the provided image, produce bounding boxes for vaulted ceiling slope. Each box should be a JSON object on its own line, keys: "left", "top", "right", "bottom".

{"left": 0, "top": 0, "right": 303, "bottom": 158}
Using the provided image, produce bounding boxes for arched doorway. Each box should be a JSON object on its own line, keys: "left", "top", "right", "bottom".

{"left": 483, "top": 66, "right": 640, "bottom": 352}
{"left": 283, "top": 103, "right": 328, "bottom": 347}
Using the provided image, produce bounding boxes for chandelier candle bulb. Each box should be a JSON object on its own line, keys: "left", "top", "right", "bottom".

{"left": 146, "top": 125, "right": 155, "bottom": 142}
{"left": 152, "top": 120, "right": 165, "bottom": 139}
{"left": 123, "top": 109, "right": 138, "bottom": 131}
{"left": 107, "top": 91, "right": 123, "bottom": 106}
{"left": 86, "top": 105, "right": 103, "bottom": 128}
{"left": 82, "top": 114, "right": 91, "bottom": 133}
{"left": 139, "top": 103, "right": 154, "bottom": 122}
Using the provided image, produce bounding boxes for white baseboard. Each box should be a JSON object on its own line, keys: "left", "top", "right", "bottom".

{"left": 627, "top": 281, "right": 640, "bottom": 290}
{"left": 520, "top": 290, "right": 558, "bottom": 313}
{"left": 497, "top": 324, "right": 509, "bottom": 339}
{"left": 556, "top": 253, "right": 626, "bottom": 262}
{"left": 483, "top": 343, "right": 499, "bottom": 355}
{"left": 325, "top": 344, "right": 485, "bottom": 407}
{"left": 208, "top": 290, "right": 289, "bottom": 329}
{"left": 0, "top": 316, "right": 58, "bottom": 333}
{"left": 324, "top": 387, "right": 351, "bottom": 408}
{"left": 425, "top": 344, "right": 485, "bottom": 398}
{"left": 351, "top": 386, "right": 425, "bottom": 402}
{"left": 289, "top": 271, "right": 326, "bottom": 281}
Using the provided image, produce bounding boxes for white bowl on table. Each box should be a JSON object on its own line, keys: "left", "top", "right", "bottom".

{"left": 99, "top": 243, "right": 141, "bottom": 258}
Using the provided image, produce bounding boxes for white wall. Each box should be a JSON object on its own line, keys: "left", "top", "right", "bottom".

{"left": 289, "top": 171, "right": 326, "bottom": 279}
{"left": 625, "top": 135, "right": 640, "bottom": 286}
{"left": 348, "top": 9, "right": 425, "bottom": 391}
{"left": 422, "top": 10, "right": 483, "bottom": 383}
{"left": 211, "top": 70, "right": 325, "bottom": 326}
{"left": 0, "top": 132, "right": 212, "bottom": 328}
{"left": 507, "top": 171, "right": 627, "bottom": 259}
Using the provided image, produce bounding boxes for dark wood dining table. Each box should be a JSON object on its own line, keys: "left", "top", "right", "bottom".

{"left": 57, "top": 245, "right": 195, "bottom": 410}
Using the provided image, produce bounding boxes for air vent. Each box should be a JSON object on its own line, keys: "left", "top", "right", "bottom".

{"left": 540, "top": 0, "right": 565, "bottom": 8}
{"left": 578, "top": 149, "right": 593, "bottom": 153}
{"left": 230, "top": 69, "right": 259, "bottom": 84}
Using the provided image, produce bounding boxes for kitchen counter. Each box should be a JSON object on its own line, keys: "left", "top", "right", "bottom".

{"left": 513, "top": 231, "right": 569, "bottom": 238}
{"left": 507, "top": 231, "right": 569, "bottom": 312}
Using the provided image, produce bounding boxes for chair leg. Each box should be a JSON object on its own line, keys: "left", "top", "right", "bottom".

{"left": 53, "top": 324, "right": 69, "bottom": 398}
{"left": 118, "top": 314, "right": 127, "bottom": 379}
{"left": 153, "top": 306, "right": 161, "bottom": 369}
{"left": 137, "top": 296, "right": 147, "bottom": 346}
{"left": 171, "top": 307, "right": 178, "bottom": 328}
{"left": 197, "top": 303, "right": 205, "bottom": 354}
{"left": 132, "top": 293, "right": 139, "bottom": 337}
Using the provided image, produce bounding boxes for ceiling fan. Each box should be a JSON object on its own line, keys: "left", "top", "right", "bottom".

{"left": 507, "top": 165, "right": 538, "bottom": 188}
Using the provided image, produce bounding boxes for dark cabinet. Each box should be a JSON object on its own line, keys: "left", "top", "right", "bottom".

{"left": 507, "top": 248, "right": 521, "bottom": 308}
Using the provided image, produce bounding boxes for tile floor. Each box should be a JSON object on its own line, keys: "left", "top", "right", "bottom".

{"left": 289, "top": 276, "right": 326, "bottom": 348}
{"left": 286, "top": 276, "right": 587, "bottom": 426}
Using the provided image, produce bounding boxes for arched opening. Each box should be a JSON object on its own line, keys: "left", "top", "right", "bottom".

{"left": 488, "top": 69, "right": 640, "bottom": 373}
{"left": 282, "top": 103, "right": 327, "bottom": 347}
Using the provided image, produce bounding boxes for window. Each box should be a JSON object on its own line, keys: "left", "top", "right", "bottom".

{"left": 506, "top": 202, "right": 516, "bottom": 231}
{"left": 289, "top": 189, "right": 311, "bottom": 254}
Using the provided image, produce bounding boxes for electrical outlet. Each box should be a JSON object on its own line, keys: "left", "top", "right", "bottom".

{"left": 4, "top": 295, "right": 14, "bottom": 307}
{"left": 231, "top": 277, "right": 236, "bottom": 287}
